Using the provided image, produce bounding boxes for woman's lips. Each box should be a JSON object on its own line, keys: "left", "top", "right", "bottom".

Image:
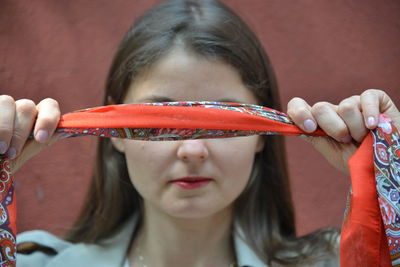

{"left": 170, "top": 177, "right": 213, "bottom": 190}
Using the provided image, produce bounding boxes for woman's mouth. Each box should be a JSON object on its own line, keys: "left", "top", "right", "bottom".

{"left": 170, "top": 177, "right": 213, "bottom": 190}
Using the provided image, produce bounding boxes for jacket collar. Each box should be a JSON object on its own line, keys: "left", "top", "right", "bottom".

{"left": 233, "top": 227, "right": 267, "bottom": 267}
{"left": 46, "top": 215, "right": 267, "bottom": 267}
{"left": 117, "top": 215, "right": 267, "bottom": 267}
{"left": 18, "top": 216, "right": 266, "bottom": 267}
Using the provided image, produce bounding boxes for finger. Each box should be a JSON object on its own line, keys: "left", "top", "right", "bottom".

{"left": 360, "top": 89, "right": 381, "bottom": 129}
{"left": 33, "top": 98, "right": 61, "bottom": 144}
{"left": 0, "top": 95, "right": 16, "bottom": 155}
{"left": 287, "top": 97, "right": 317, "bottom": 133}
{"left": 337, "top": 96, "right": 367, "bottom": 143}
{"left": 360, "top": 88, "right": 400, "bottom": 129}
{"left": 6, "top": 99, "right": 37, "bottom": 159}
{"left": 311, "top": 102, "right": 352, "bottom": 143}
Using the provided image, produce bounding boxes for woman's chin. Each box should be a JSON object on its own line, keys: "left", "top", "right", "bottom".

{"left": 161, "top": 198, "right": 229, "bottom": 219}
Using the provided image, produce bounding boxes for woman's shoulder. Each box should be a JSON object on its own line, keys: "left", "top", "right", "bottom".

{"left": 16, "top": 216, "right": 138, "bottom": 267}
{"left": 18, "top": 230, "right": 72, "bottom": 251}
{"left": 17, "top": 230, "right": 72, "bottom": 267}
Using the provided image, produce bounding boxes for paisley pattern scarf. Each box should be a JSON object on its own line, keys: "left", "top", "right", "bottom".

{"left": 0, "top": 101, "right": 398, "bottom": 266}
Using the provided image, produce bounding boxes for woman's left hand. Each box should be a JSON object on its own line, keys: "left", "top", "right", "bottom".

{"left": 287, "top": 89, "right": 400, "bottom": 174}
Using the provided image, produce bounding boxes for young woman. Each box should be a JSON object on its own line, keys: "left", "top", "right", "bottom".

{"left": 3, "top": 0, "right": 398, "bottom": 266}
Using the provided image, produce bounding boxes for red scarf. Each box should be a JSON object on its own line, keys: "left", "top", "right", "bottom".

{"left": 1, "top": 101, "right": 398, "bottom": 266}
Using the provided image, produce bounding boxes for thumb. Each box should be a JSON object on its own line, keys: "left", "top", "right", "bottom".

{"left": 300, "top": 135, "right": 357, "bottom": 174}
{"left": 10, "top": 132, "right": 68, "bottom": 173}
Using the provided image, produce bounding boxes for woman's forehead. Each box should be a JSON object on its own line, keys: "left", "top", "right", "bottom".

{"left": 124, "top": 47, "right": 259, "bottom": 104}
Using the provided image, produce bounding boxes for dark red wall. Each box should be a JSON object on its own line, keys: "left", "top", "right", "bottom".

{"left": 1, "top": 0, "right": 399, "bottom": 236}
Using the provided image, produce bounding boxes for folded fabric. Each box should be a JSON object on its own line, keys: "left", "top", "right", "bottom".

{"left": 0, "top": 101, "right": 398, "bottom": 266}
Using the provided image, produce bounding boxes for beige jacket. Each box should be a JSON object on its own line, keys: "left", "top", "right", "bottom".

{"left": 16, "top": 215, "right": 268, "bottom": 267}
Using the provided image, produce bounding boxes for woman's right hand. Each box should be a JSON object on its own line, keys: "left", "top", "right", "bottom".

{"left": 0, "top": 95, "right": 63, "bottom": 173}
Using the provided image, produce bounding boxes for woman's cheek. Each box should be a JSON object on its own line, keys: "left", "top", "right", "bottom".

{"left": 212, "top": 136, "right": 258, "bottom": 191}
{"left": 123, "top": 141, "right": 171, "bottom": 197}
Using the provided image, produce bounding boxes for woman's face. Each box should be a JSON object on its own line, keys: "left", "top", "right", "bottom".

{"left": 112, "top": 47, "right": 264, "bottom": 219}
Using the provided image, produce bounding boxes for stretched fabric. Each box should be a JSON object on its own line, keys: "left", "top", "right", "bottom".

{"left": 0, "top": 101, "right": 398, "bottom": 266}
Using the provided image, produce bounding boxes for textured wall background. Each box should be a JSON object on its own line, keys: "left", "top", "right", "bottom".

{"left": 1, "top": 0, "right": 399, "bottom": 237}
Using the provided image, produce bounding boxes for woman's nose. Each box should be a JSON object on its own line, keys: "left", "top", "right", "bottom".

{"left": 176, "top": 139, "right": 209, "bottom": 162}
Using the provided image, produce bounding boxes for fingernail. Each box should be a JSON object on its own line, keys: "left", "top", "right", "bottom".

{"left": 340, "top": 135, "right": 352, "bottom": 143}
{"left": 35, "top": 130, "right": 49, "bottom": 143}
{"left": 5, "top": 147, "right": 16, "bottom": 159}
{"left": 0, "top": 142, "right": 7, "bottom": 154}
{"left": 303, "top": 119, "right": 317, "bottom": 132}
{"left": 367, "top": 116, "right": 375, "bottom": 128}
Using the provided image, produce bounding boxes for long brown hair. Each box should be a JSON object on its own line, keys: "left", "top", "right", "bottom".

{"left": 65, "top": 0, "right": 339, "bottom": 265}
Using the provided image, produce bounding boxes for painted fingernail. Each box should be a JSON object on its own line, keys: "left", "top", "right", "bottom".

{"left": 35, "top": 130, "right": 49, "bottom": 143}
{"left": 367, "top": 116, "right": 375, "bottom": 128}
{"left": 0, "top": 142, "right": 7, "bottom": 154}
{"left": 341, "top": 135, "right": 352, "bottom": 143}
{"left": 6, "top": 147, "right": 16, "bottom": 159}
{"left": 303, "top": 119, "right": 317, "bottom": 132}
